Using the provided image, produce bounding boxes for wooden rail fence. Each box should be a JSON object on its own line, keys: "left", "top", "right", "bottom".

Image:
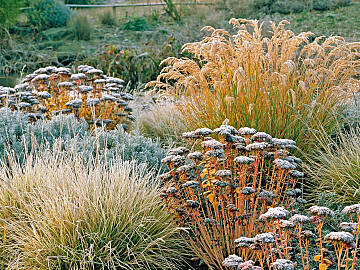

{"left": 22, "top": 2, "right": 214, "bottom": 14}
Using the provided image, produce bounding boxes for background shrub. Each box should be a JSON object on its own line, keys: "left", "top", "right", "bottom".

{"left": 0, "top": 150, "right": 187, "bottom": 269}
{"left": 27, "top": 0, "right": 71, "bottom": 29}
{"left": 0, "top": 0, "right": 24, "bottom": 28}
{"left": 122, "top": 16, "right": 149, "bottom": 31}
{"left": 68, "top": 12, "right": 92, "bottom": 40}
{"left": 0, "top": 108, "right": 166, "bottom": 172}
{"left": 99, "top": 10, "right": 117, "bottom": 26}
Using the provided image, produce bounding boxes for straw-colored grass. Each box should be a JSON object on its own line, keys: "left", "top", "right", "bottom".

{"left": 147, "top": 19, "right": 360, "bottom": 154}
{"left": 0, "top": 147, "right": 187, "bottom": 269}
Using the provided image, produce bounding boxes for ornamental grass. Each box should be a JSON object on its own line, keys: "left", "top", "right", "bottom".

{"left": 0, "top": 149, "right": 187, "bottom": 269}
{"left": 147, "top": 19, "right": 360, "bottom": 154}
{"left": 158, "top": 123, "right": 306, "bottom": 269}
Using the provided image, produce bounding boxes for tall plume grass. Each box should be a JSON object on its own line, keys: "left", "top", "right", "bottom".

{"left": 147, "top": 19, "right": 360, "bottom": 154}
{"left": 0, "top": 147, "right": 187, "bottom": 269}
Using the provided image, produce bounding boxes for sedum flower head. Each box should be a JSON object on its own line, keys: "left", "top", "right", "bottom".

{"left": 339, "top": 222, "right": 358, "bottom": 232}
{"left": 194, "top": 127, "right": 213, "bottom": 136}
{"left": 254, "top": 232, "right": 275, "bottom": 244}
{"left": 273, "top": 159, "right": 296, "bottom": 170}
{"left": 238, "top": 127, "right": 257, "bottom": 136}
{"left": 342, "top": 204, "right": 360, "bottom": 215}
{"left": 234, "top": 156, "right": 255, "bottom": 165}
{"left": 251, "top": 132, "right": 272, "bottom": 143}
{"left": 235, "top": 237, "right": 255, "bottom": 247}
{"left": 324, "top": 231, "right": 354, "bottom": 244}
{"left": 201, "top": 139, "right": 223, "bottom": 149}
{"left": 290, "top": 214, "right": 310, "bottom": 224}
{"left": 222, "top": 254, "right": 243, "bottom": 268}
{"left": 259, "top": 207, "right": 289, "bottom": 221}
{"left": 309, "top": 206, "right": 335, "bottom": 217}
{"left": 187, "top": 151, "right": 203, "bottom": 161}
{"left": 271, "top": 259, "right": 295, "bottom": 270}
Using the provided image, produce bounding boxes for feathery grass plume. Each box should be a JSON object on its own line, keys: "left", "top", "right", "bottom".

{"left": 0, "top": 148, "right": 187, "bottom": 269}
{"left": 147, "top": 19, "right": 360, "bottom": 155}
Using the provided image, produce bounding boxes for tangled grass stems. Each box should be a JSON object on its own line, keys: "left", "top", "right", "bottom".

{"left": 306, "top": 126, "right": 360, "bottom": 204}
{"left": 147, "top": 19, "right": 360, "bottom": 155}
{"left": 0, "top": 146, "right": 187, "bottom": 269}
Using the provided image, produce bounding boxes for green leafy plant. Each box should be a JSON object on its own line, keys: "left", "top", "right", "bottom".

{"left": 27, "top": 0, "right": 71, "bottom": 29}
{"left": 0, "top": 0, "right": 24, "bottom": 28}
{"left": 122, "top": 16, "right": 149, "bottom": 31}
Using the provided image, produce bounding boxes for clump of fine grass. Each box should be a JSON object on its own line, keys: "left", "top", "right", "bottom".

{"left": 99, "top": 10, "right": 117, "bottom": 26}
{"left": 147, "top": 19, "right": 360, "bottom": 155}
{"left": 0, "top": 147, "right": 187, "bottom": 269}
{"left": 68, "top": 13, "right": 92, "bottom": 40}
{"left": 138, "top": 101, "right": 188, "bottom": 146}
{"left": 306, "top": 127, "right": 360, "bottom": 205}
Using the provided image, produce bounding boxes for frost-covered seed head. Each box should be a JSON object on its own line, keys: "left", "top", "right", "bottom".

{"left": 251, "top": 132, "right": 272, "bottom": 143}
{"left": 168, "top": 147, "right": 189, "bottom": 156}
{"left": 242, "top": 187, "right": 255, "bottom": 195}
{"left": 301, "top": 230, "right": 316, "bottom": 239}
{"left": 279, "top": 220, "right": 295, "bottom": 229}
{"left": 215, "top": 169, "right": 231, "bottom": 178}
{"left": 254, "top": 232, "right": 275, "bottom": 244}
{"left": 193, "top": 127, "right": 213, "bottom": 136}
{"left": 201, "top": 139, "right": 223, "bottom": 149}
{"left": 214, "top": 124, "right": 239, "bottom": 135}
{"left": 187, "top": 151, "right": 203, "bottom": 161}
{"left": 234, "top": 237, "right": 255, "bottom": 247}
{"left": 246, "top": 142, "right": 268, "bottom": 151}
{"left": 167, "top": 187, "right": 177, "bottom": 194}
{"left": 309, "top": 206, "right": 335, "bottom": 217}
{"left": 212, "top": 180, "right": 228, "bottom": 187}
{"left": 234, "top": 156, "right": 255, "bottom": 165}
{"left": 182, "top": 131, "right": 200, "bottom": 139}
{"left": 297, "top": 197, "right": 307, "bottom": 204}
{"left": 271, "top": 259, "right": 295, "bottom": 270}
{"left": 158, "top": 172, "right": 172, "bottom": 182}
{"left": 271, "top": 138, "right": 296, "bottom": 149}
{"left": 204, "top": 218, "right": 217, "bottom": 225}
{"left": 238, "top": 127, "right": 257, "bottom": 136}
{"left": 205, "top": 149, "right": 225, "bottom": 158}
{"left": 185, "top": 200, "right": 200, "bottom": 208}
{"left": 222, "top": 254, "right": 243, "bottom": 268}
{"left": 176, "top": 165, "right": 193, "bottom": 174}
{"left": 182, "top": 180, "right": 199, "bottom": 188}
{"left": 290, "top": 214, "right": 310, "bottom": 224}
{"left": 273, "top": 159, "right": 296, "bottom": 170}
{"left": 259, "top": 207, "right": 289, "bottom": 221}
{"left": 342, "top": 204, "right": 360, "bottom": 215}
{"left": 258, "top": 190, "right": 277, "bottom": 199}
{"left": 339, "top": 222, "right": 358, "bottom": 232}
{"left": 324, "top": 231, "right": 354, "bottom": 244}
